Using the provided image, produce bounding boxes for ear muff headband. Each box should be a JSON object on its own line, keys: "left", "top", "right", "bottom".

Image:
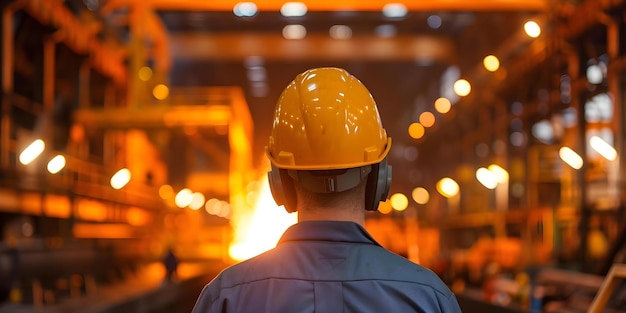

{"left": 268, "top": 158, "right": 392, "bottom": 212}
{"left": 268, "top": 164, "right": 298, "bottom": 213}
{"left": 365, "top": 157, "right": 392, "bottom": 211}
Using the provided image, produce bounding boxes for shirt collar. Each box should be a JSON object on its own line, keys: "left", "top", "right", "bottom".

{"left": 278, "top": 220, "right": 382, "bottom": 247}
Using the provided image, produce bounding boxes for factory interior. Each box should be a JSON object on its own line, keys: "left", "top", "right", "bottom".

{"left": 1, "top": 0, "right": 626, "bottom": 312}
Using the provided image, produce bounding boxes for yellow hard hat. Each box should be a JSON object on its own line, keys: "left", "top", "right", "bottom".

{"left": 266, "top": 67, "right": 391, "bottom": 170}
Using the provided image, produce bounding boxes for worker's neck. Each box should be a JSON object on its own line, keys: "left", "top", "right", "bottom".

{"left": 297, "top": 207, "right": 364, "bottom": 226}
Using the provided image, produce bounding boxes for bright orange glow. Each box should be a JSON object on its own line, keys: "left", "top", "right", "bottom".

{"left": 175, "top": 188, "right": 193, "bottom": 208}
{"left": 436, "top": 177, "right": 459, "bottom": 198}
{"left": 229, "top": 175, "right": 297, "bottom": 261}
{"left": 44, "top": 194, "right": 71, "bottom": 218}
{"left": 19, "top": 139, "right": 45, "bottom": 165}
{"left": 434, "top": 97, "right": 451, "bottom": 114}
{"left": 47, "top": 155, "right": 66, "bottom": 174}
{"left": 408, "top": 122, "right": 425, "bottom": 139}
{"left": 488, "top": 164, "right": 509, "bottom": 183}
{"left": 159, "top": 184, "right": 174, "bottom": 199}
{"left": 559, "top": 147, "right": 583, "bottom": 169}
{"left": 138, "top": 66, "right": 153, "bottom": 81}
{"left": 453, "top": 79, "right": 471, "bottom": 97}
{"left": 110, "top": 168, "right": 131, "bottom": 189}
{"left": 205, "top": 198, "right": 232, "bottom": 218}
{"left": 378, "top": 200, "right": 393, "bottom": 214}
{"left": 483, "top": 55, "right": 500, "bottom": 72}
{"left": 524, "top": 20, "right": 541, "bottom": 38}
{"left": 412, "top": 187, "right": 429, "bottom": 205}
{"left": 189, "top": 192, "right": 206, "bottom": 210}
{"left": 476, "top": 167, "right": 498, "bottom": 189}
{"left": 73, "top": 223, "right": 135, "bottom": 239}
{"left": 390, "top": 193, "right": 408, "bottom": 211}
{"left": 76, "top": 199, "right": 108, "bottom": 221}
{"left": 589, "top": 136, "right": 617, "bottom": 161}
{"left": 127, "top": 207, "right": 152, "bottom": 226}
{"left": 153, "top": 84, "right": 170, "bottom": 100}
{"left": 419, "top": 112, "right": 435, "bottom": 128}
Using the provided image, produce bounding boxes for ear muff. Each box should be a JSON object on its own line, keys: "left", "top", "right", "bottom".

{"left": 365, "top": 158, "right": 392, "bottom": 211}
{"left": 268, "top": 164, "right": 298, "bottom": 213}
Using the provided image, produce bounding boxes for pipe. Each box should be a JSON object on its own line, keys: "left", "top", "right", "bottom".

{"left": 1, "top": 0, "right": 25, "bottom": 168}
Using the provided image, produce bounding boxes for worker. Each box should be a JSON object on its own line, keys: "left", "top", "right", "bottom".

{"left": 192, "top": 67, "right": 462, "bottom": 312}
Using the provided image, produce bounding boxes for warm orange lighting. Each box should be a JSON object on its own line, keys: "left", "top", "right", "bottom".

{"left": 411, "top": 187, "right": 429, "bottom": 205}
{"left": 205, "top": 198, "right": 232, "bottom": 217}
{"left": 153, "top": 84, "right": 169, "bottom": 100}
{"left": 377, "top": 200, "right": 393, "bottom": 214}
{"left": 589, "top": 136, "right": 617, "bottom": 161}
{"left": 559, "top": 147, "right": 583, "bottom": 169}
{"left": 434, "top": 97, "right": 451, "bottom": 114}
{"left": 159, "top": 184, "right": 174, "bottom": 199}
{"left": 453, "top": 79, "right": 471, "bottom": 97}
{"left": 44, "top": 194, "right": 71, "bottom": 218}
{"left": 138, "top": 66, "right": 153, "bottom": 81}
{"left": 283, "top": 24, "right": 307, "bottom": 39}
{"left": 483, "top": 55, "right": 500, "bottom": 72}
{"left": 524, "top": 20, "right": 541, "bottom": 38}
{"left": 436, "top": 177, "right": 459, "bottom": 198}
{"left": 229, "top": 175, "right": 297, "bottom": 261}
{"left": 110, "top": 168, "right": 131, "bottom": 189}
{"left": 76, "top": 199, "right": 107, "bottom": 221}
{"left": 476, "top": 167, "right": 498, "bottom": 189}
{"left": 127, "top": 207, "right": 152, "bottom": 226}
{"left": 175, "top": 188, "right": 193, "bottom": 208}
{"left": 419, "top": 112, "right": 435, "bottom": 128}
{"left": 189, "top": 192, "right": 206, "bottom": 210}
{"left": 73, "top": 223, "right": 135, "bottom": 239}
{"left": 488, "top": 164, "right": 509, "bottom": 183}
{"left": 408, "top": 122, "right": 425, "bottom": 139}
{"left": 19, "top": 139, "right": 45, "bottom": 165}
{"left": 390, "top": 193, "right": 408, "bottom": 211}
{"left": 47, "top": 155, "right": 66, "bottom": 174}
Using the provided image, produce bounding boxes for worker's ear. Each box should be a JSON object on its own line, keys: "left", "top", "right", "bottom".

{"left": 268, "top": 164, "right": 297, "bottom": 213}
{"left": 365, "top": 158, "right": 392, "bottom": 211}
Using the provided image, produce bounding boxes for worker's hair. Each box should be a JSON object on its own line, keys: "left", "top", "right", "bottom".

{"left": 293, "top": 175, "right": 367, "bottom": 211}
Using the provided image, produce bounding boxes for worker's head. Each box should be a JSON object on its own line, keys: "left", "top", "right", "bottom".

{"left": 266, "top": 67, "right": 392, "bottom": 213}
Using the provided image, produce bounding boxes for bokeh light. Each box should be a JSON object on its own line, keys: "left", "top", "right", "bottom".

{"left": 412, "top": 187, "right": 430, "bottom": 205}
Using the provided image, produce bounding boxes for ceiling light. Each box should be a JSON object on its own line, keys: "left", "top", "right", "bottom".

{"left": 233, "top": 2, "right": 258, "bottom": 17}
{"left": 586, "top": 63, "right": 604, "bottom": 84}
{"left": 427, "top": 15, "right": 442, "bottom": 29}
{"left": 329, "top": 25, "right": 352, "bottom": 40}
{"left": 280, "top": 2, "right": 307, "bottom": 17}
{"left": 434, "top": 97, "right": 451, "bottom": 114}
{"left": 453, "top": 79, "right": 471, "bottom": 97}
{"left": 382, "top": 3, "right": 408, "bottom": 18}
{"left": 47, "top": 155, "right": 66, "bottom": 174}
{"left": 437, "top": 177, "right": 459, "bottom": 198}
{"left": 476, "top": 167, "right": 498, "bottom": 189}
{"left": 282, "top": 25, "right": 306, "bottom": 39}
{"left": 19, "top": 139, "right": 45, "bottom": 165}
{"left": 524, "top": 21, "right": 541, "bottom": 38}
{"left": 412, "top": 187, "right": 430, "bottom": 205}
{"left": 590, "top": 136, "right": 617, "bottom": 161}
{"left": 559, "top": 147, "right": 583, "bottom": 169}
{"left": 111, "top": 168, "right": 131, "bottom": 190}
{"left": 483, "top": 55, "right": 500, "bottom": 72}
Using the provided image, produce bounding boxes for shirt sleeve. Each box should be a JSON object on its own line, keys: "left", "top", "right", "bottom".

{"left": 438, "top": 292, "right": 463, "bottom": 313}
{"left": 192, "top": 282, "right": 226, "bottom": 313}
{"left": 191, "top": 284, "right": 212, "bottom": 313}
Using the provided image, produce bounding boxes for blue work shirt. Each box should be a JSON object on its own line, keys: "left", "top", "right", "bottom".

{"left": 192, "top": 220, "right": 462, "bottom": 313}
